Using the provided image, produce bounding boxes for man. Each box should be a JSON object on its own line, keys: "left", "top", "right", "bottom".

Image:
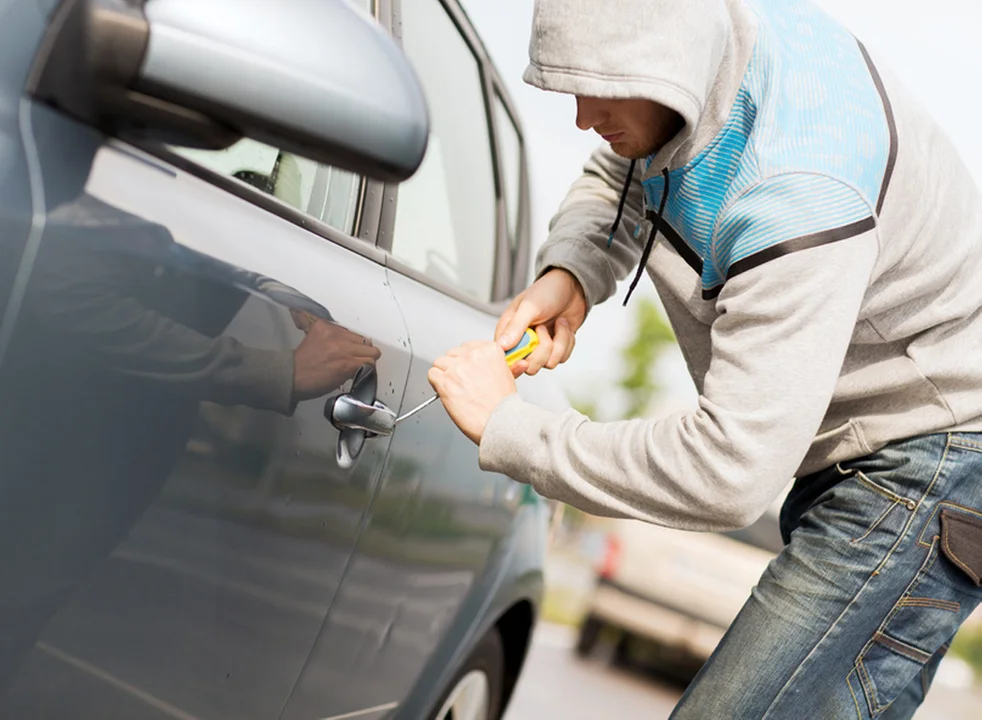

{"left": 427, "top": 0, "right": 982, "bottom": 717}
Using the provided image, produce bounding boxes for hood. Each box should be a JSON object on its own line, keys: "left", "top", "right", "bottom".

{"left": 523, "top": 0, "right": 758, "bottom": 172}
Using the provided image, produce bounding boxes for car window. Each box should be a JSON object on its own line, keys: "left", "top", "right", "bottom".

{"left": 494, "top": 94, "right": 522, "bottom": 253}
{"left": 175, "top": 142, "right": 362, "bottom": 235}
{"left": 392, "top": 0, "right": 498, "bottom": 302}
{"left": 169, "top": 0, "right": 374, "bottom": 238}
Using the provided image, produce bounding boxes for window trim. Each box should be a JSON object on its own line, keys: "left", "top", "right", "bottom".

{"left": 489, "top": 82, "right": 531, "bottom": 298}
{"left": 383, "top": 0, "right": 515, "bottom": 309}
{"left": 358, "top": 0, "right": 392, "bottom": 247}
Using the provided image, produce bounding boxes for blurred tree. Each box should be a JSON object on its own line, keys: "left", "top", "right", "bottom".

{"left": 554, "top": 297, "right": 679, "bottom": 554}
{"left": 618, "top": 296, "right": 677, "bottom": 419}
{"left": 571, "top": 296, "right": 677, "bottom": 422}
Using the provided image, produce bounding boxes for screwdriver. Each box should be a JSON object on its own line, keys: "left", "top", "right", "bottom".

{"left": 394, "top": 329, "right": 539, "bottom": 424}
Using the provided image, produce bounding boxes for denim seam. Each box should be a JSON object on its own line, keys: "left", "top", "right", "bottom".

{"left": 873, "top": 632, "right": 933, "bottom": 663}
{"left": 856, "top": 538, "right": 941, "bottom": 716}
{"left": 947, "top": 437, "right": 982, "bottom": 452}
{"left": 855, "top": 471, "right": 916, "bottom": 507}
{"left": 870, "top": 539, "right": 940, "bottom": 654}
{"left": 763, "top": 440, "right": 951, "bottom": 717}
{"left": 852, "top": 500, "right": 901, "bottom": 544}
{"left": 846, "top": 669, "right": 864, "bottom": 720}
{"left": 763, "top": 525, "right": 914, "bottom": 716}
{"left": 857, "top": 656, "right": 884, "bottom": 716}
{"left": 917, "top": 503, "right": 982, "bottom": 548}
{"left": 897, "top": 596, "right": 961, "bottom": 612}
{"left": 876, "top": 437, "right": 952, "bottom": 574}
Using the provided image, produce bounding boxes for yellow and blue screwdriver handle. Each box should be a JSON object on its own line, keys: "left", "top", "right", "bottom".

{"left": 504, "top": 328, "right": 539, "bottom": 367}
{"left": 394, "top": 329, "right": 539, "bottom": 424}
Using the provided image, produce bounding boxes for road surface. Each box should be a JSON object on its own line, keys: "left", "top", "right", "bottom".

{"left": 504, "top": 624, "right": 682, "bottom": 720}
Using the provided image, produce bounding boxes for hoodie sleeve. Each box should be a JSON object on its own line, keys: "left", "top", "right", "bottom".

{"left": 534, "top": 144, "right": 645, "bottom": 309}
{"left": 479, "top": 228, "right": 879, "bottom": 532}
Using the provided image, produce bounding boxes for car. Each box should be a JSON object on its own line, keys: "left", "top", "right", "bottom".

{"left": 0, "top": 1, "right": 563, "bottom": 719}
{"left": 574, "top": 495, "right": 786, "bottom": 684}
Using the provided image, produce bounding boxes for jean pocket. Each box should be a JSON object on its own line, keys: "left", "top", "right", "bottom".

{"left": 940, "top": 508, "right": 982, "bottom": 586}
{"left": 855, "top": 527, "right": 981, "bottom": 717}
{"left": 827, "top": 465, "right": 918, "bottom": 545}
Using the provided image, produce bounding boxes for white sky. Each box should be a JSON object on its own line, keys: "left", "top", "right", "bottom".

{"left": 460, "top": 0, "right": 982, "bottom": 417}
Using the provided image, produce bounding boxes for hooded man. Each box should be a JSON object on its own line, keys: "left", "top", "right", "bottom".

{"left": 427, "top": 0, "right": 982, "bottom": 716}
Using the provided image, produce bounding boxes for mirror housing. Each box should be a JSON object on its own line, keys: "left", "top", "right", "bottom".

{"left": 28, "top": 0, "right": 429, "bottom": 182}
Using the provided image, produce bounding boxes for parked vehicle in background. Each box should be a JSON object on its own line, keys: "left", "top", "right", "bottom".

{"left": 0, "top": 1, "right": 558, "bottom": 719}
{"left": 575, "top": 496, "right": 786, "bottom": 684}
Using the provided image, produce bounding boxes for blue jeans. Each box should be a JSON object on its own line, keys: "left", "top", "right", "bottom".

{"left": 672, "top": 433, "right": 982, "bottom": 719}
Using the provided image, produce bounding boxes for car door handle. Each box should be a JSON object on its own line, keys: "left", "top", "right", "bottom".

{"left": 329, "top": 394, "right": 396, "bottom": 437}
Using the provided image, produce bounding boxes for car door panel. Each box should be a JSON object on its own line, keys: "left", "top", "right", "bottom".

{"left": 0, "top": 103, "right": 412, "bottom": 719}
{"left": 279, "top": 269, "right": 526, "bottom": 719}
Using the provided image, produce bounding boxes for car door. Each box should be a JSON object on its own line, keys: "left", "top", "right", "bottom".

{"left": 0, "top": 52, "right": 412, "bottom": 720}
{"left": 277, "top": 2, "right": 557, "bottom": 718}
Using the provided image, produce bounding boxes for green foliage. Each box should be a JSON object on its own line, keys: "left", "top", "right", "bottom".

{"left": 951, "top": 623, "right": 982, "bottom": 678}
{"left": 570, "top": 398, "right": 599, "bottom": 420}
{"left": 567, "top": 296, "right": 676, "bottom": 422}
{"left": 617, "top": 297, "right": 676, "bottom": 419}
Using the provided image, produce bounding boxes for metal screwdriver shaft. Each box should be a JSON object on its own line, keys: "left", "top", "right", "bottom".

{"left": 393, "top": 329, "right": 539, "bottom": 426}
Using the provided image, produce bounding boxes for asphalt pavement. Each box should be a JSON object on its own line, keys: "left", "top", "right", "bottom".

{"left": 504, "top": 624, "right": 681, "bottom": 720}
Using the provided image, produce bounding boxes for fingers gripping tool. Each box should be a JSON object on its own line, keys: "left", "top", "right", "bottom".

{"left": 394, "top": 329, "right": 539, "bottom": 424}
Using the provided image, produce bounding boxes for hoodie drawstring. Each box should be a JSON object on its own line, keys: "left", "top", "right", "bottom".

{"left": 607, "top": 159, "right": 637, "bottom": 248}
{"left": 622, "top": 168, "right": 670, "bottom": 307}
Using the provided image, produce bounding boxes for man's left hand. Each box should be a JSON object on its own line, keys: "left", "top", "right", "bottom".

{"left": 428, "top": 341, "right": 519, "bottom": 445}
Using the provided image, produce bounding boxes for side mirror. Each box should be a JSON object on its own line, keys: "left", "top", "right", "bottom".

{"left": 28, "top": 0, "right": 429, "bottom": 183}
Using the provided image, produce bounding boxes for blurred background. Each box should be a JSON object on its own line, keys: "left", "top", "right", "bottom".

{"left": 458, "top": 1, "right": 982, "bottom": 717}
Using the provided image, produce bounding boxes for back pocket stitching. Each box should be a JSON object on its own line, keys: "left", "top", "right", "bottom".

{"left": 856, "top": 538, "right": 942, "bottom": 717}
{"left": 917, "top": 502, "right": 982, "bottom": 548}
{"left": 871, "top": 632, "right": 933, "bottom": 664}
{"left": 897, "top": 596, "right": 961, "bottom": 612}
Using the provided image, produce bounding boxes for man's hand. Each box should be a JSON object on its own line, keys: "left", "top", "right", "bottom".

{"left": 495, "top": 268, "right": 587, "bottom": 377}
{"left": 293, "top": 321, "right": 381, "bottom": 402}
{"left": 428, "top": 341, "right": 518, "bottom": 445}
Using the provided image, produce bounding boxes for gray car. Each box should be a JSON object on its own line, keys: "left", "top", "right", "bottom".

{"left": 0, "top": 1, "right": 560, "bottom": 718}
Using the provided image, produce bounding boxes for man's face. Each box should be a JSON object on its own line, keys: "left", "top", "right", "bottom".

{"left": 575, "top": 97, "right": 684, "bottom": 160}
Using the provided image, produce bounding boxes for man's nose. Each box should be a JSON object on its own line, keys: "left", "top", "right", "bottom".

{"left": 575, "top": 97, "right": 606, "bottom": 131}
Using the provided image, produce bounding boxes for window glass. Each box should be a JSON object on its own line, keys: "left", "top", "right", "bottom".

{"left": 393, "top": 0, "right": 497, "bottom": 301}
{"left": 494, "top": 94, "right": 522, "bottom": 252}
{"left": 175, "top": 142, "right": 362, "bottom": 237}
{"left": 170, "top": 0, "right": 374, "bottom": 237}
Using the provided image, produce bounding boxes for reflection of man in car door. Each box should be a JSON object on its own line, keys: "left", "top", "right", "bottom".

{"left": 0, "top": 193, "right": 378, "bottom": 692}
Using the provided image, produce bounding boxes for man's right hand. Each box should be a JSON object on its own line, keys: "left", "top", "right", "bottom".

{"left": 495, "top": 268, "right": 587, "bottom": 376}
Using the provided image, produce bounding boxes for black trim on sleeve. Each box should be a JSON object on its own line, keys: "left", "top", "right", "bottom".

{"left": 858, "top": 41, "right": 898, "bottom": 216}
{"left": 701, "top": 216, "right": 876, "bottom": 300}
{"left": 702, "top": 284, "right": 723, "bottom": 301}
{"left": 727, "top": 216, "right": 875, "bottom": 279}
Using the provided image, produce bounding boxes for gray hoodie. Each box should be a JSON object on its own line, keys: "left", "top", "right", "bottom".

{"left": 478, "top": 0, "right": 982, "bottom": 531}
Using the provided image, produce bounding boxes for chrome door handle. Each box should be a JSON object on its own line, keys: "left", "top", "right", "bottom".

{"left": 329, "top": 394, "right": 396, "bottom": 437}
